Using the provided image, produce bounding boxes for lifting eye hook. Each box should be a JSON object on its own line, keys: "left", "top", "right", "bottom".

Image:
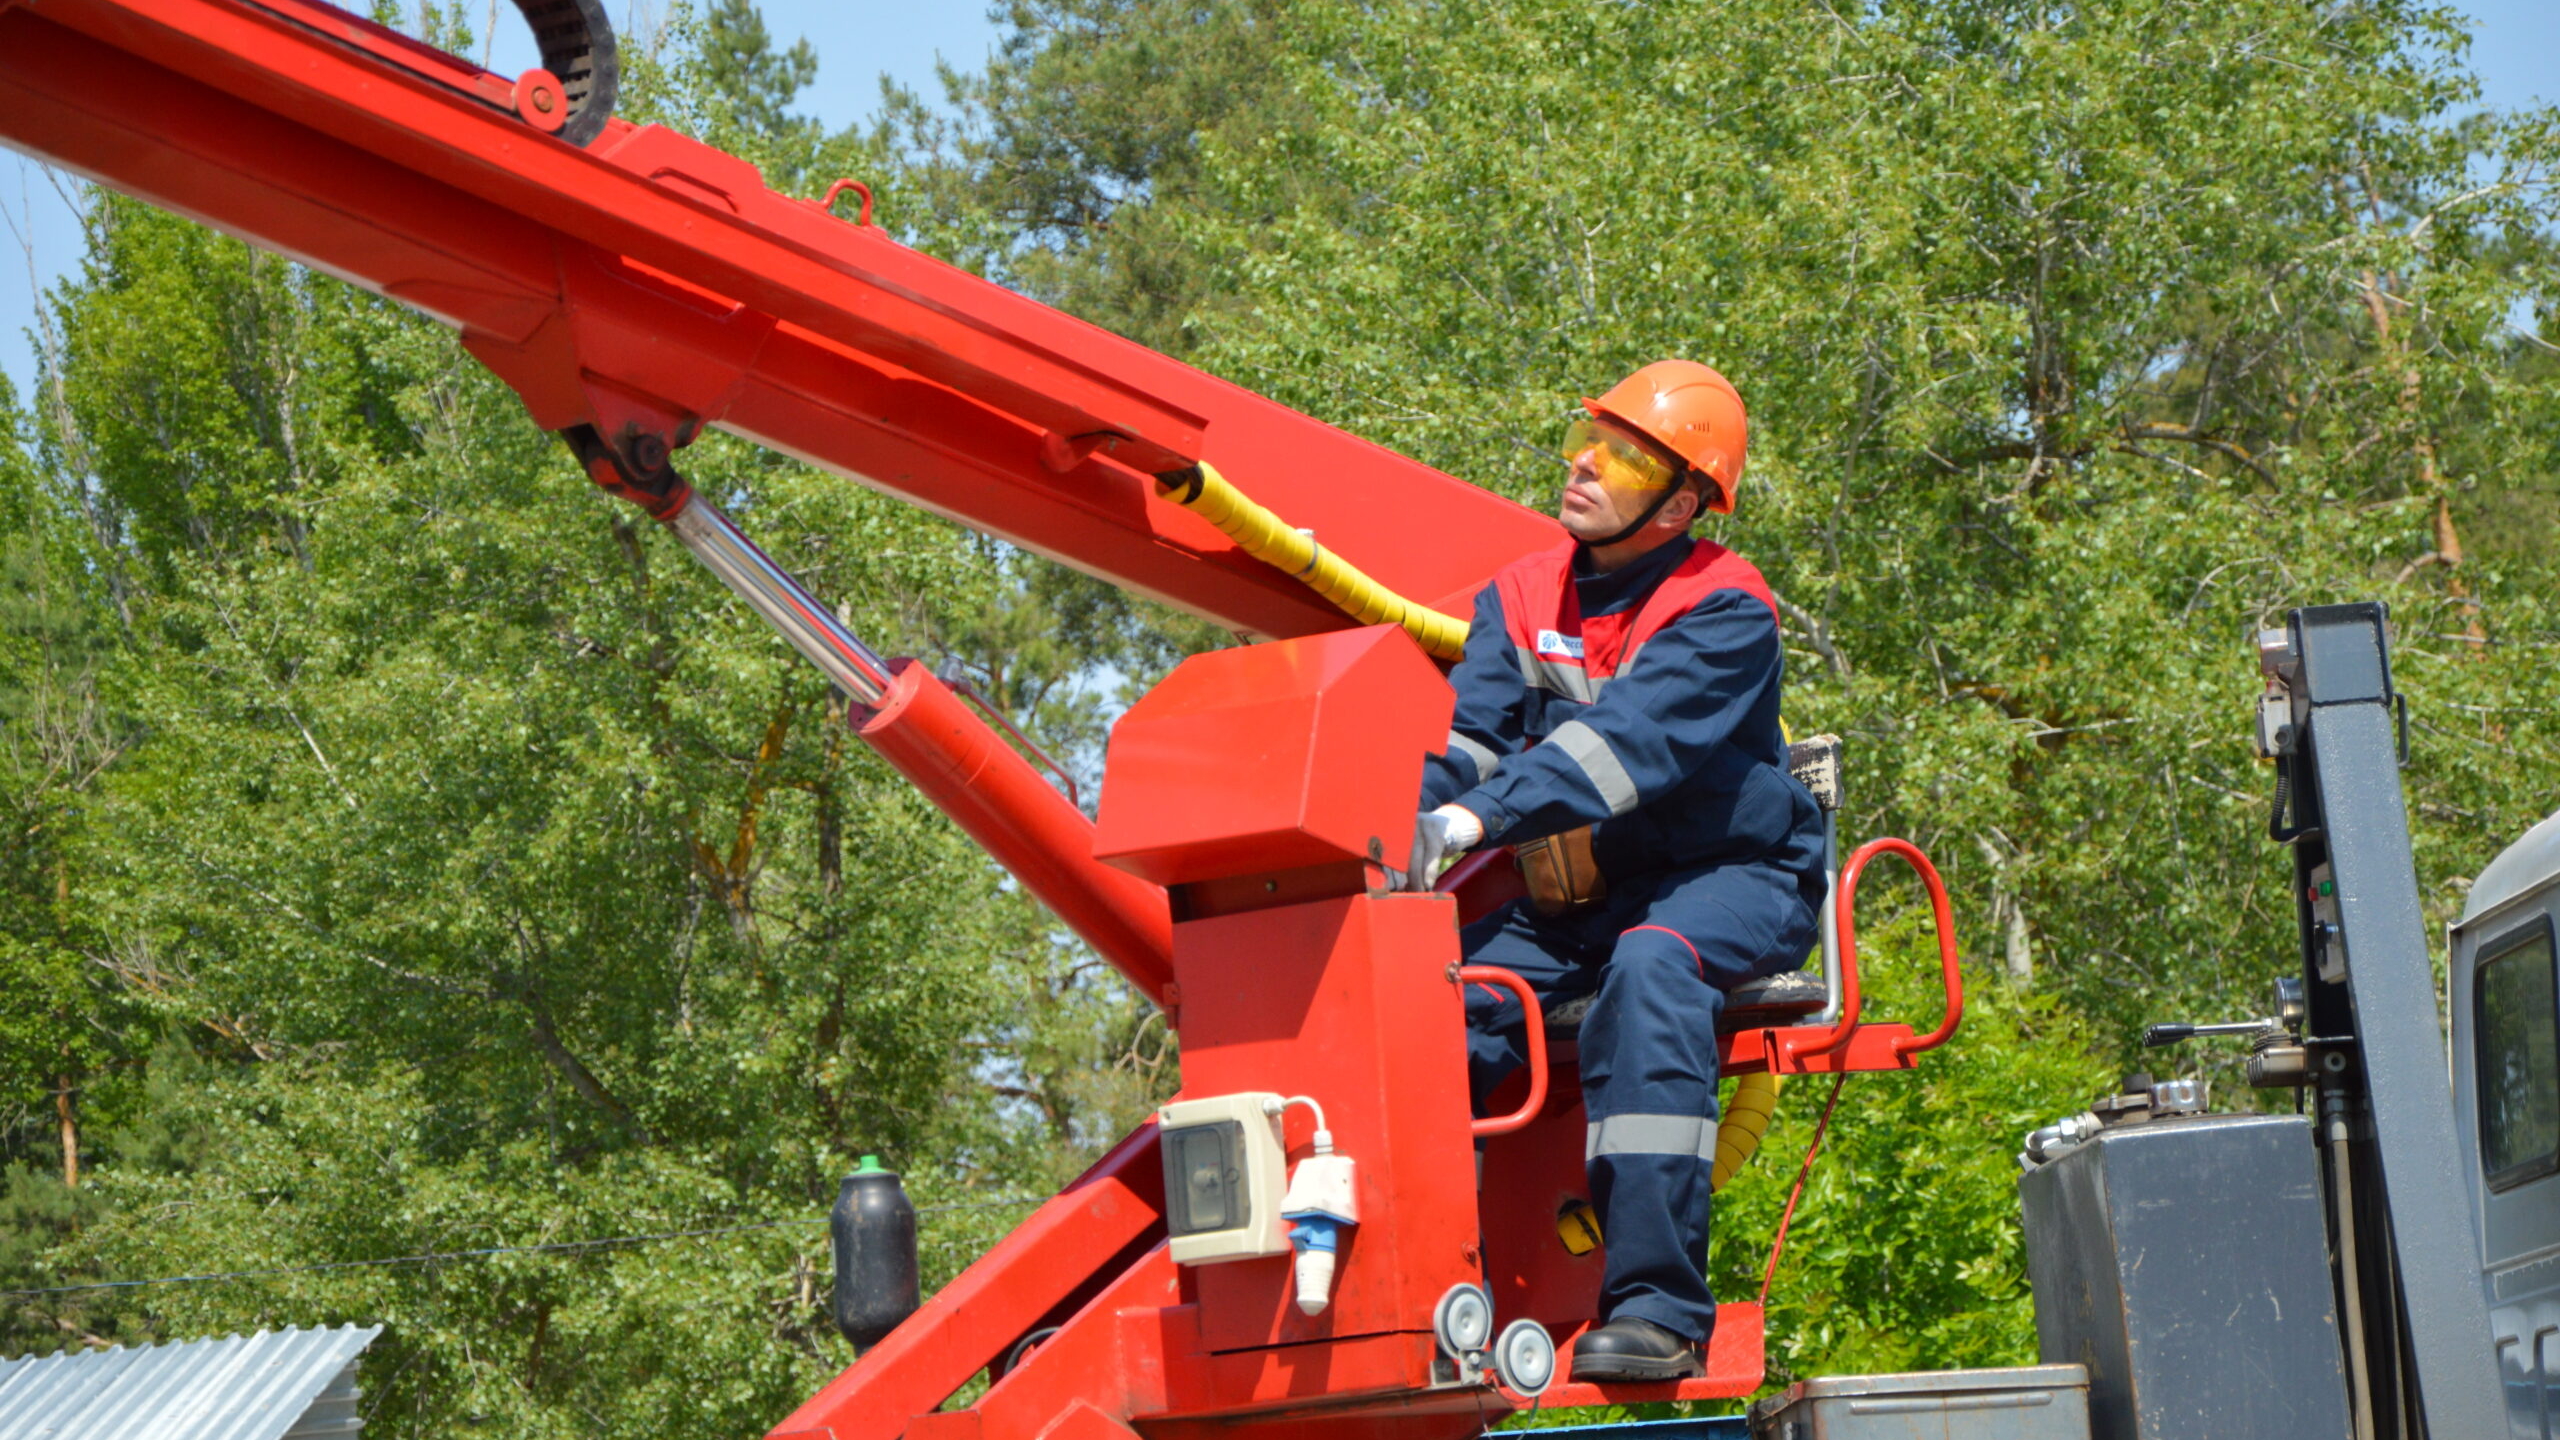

{"left": 821, "top": 179, "right": 876, "bottom": 227}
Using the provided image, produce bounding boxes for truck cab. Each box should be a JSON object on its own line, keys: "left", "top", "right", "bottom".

{"left": 2451, "top": 808, "right": 2560, "bottom": 1437}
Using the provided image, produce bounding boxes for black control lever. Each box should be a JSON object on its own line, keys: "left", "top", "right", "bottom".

{"left": 2144, "top": 1018, "right": 2274, "bottom": 1048}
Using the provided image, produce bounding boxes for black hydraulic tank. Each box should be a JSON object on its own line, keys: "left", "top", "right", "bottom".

{"left": 2019, "top": 1112, "right": 2350, "bottom": 1440}
{"left": 831, "top": 1154, "right": 920, "bottom": 1349}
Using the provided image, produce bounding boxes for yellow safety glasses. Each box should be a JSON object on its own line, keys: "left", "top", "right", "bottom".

{"left": 1561, "top": 416, "right": 1679, "bottom": 494}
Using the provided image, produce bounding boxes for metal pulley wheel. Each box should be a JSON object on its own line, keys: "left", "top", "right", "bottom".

{"left": 507, "top": 0, "right": 618, "bottom": 145}
{"left": 1432, "top": 1282, "right": 1494, "bottom": 1363}
{"left": 1491, "top": 1318, "right": 1556, "bottom": 1397}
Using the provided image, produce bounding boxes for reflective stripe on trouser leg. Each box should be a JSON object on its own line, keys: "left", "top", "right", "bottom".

{"left": 1580, "top": 926, "right": 1726, "bottom": 1343}
{"left": 1588, "top": 1112, "right": 1717, "bottom": 1161}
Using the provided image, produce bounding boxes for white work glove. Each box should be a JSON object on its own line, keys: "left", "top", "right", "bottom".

{"left": 1402, "top": 805, "right": 1486, "bottom": 892}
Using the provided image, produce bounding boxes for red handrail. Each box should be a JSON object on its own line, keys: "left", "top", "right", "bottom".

{"left": 1459, "top": 965, "right": 1548, "bottom": 1137}
{"left": 1818, "top": 837, "right": 1964, "bottom": 1061}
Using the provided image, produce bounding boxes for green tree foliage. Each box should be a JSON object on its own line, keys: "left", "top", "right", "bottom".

{"left": 0, "top": 370, "right": 127, "bottom": 1319}
{"left": 884, "top": 0, "right": 1316, "bottom": 354}
{"left": 698, "top": 0, "right": 819, "bottom": 151}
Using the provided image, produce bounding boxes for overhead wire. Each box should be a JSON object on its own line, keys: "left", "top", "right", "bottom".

{"left": 0, "top": 1196, "right": 1042, "bottom": 1302}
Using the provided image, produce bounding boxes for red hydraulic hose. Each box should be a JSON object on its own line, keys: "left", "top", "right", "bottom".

{"left": 1759, "top": 836, "right": 1964, "bottom": 1304}
{"left": 855, "top": 661, "right": 1176, "bottom": 1009}
{"left": 1759, "top": 1069, "right": 1850, "bottom": 1307}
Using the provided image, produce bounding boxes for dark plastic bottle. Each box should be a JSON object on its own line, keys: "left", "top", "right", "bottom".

{"left": 831, "top": 1155, "right": 919, "bottom": 1348}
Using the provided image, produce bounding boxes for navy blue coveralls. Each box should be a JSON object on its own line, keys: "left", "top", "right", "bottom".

{"left": 1420, "top": 535, "right": 1825, "bottom": 1345}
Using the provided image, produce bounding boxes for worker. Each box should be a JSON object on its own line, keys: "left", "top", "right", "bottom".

{"left": 1407, "top": 361, "right": 1824, "bottom": 1381}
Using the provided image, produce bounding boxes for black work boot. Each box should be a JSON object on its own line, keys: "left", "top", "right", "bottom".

{"left": 1569, "top": 1316, "right": 1705, "bottom": 1382}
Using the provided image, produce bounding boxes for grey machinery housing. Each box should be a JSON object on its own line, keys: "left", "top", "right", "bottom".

{"left": 2006, "top": 605, "right": 2520, "bottom": 1440}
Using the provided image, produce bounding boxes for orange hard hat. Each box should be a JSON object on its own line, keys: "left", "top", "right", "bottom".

{"left": 1584, "top": 360, "right": 1748, "bottom": 514}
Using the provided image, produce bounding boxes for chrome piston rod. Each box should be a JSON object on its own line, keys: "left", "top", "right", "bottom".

{"left": 664, "top": 493, "right": 894, "bottom": 705}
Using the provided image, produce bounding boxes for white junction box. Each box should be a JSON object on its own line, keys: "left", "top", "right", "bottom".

{"left": 1157, "top": 1093, "right": 1289, "bottom": 1265}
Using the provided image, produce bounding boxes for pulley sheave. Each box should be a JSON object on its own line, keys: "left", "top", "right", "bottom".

{"left": 508, "top": 0, "right": 617, "bottom": 145}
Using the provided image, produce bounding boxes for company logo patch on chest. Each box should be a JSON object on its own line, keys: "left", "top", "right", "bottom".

{"left": 1534, "top": 630, "right": 1586, "bottom": 662}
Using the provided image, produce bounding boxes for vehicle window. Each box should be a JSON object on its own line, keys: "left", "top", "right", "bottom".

{"left": 2478, "top": 921, "right": 2560, "bottom": 1191}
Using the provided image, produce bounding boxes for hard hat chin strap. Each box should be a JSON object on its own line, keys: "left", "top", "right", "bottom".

{"left": 1590, "top": 473, "right": 1694, "bottom": 548}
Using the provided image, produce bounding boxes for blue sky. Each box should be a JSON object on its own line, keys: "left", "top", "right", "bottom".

{"left": 2, "top": 1, "right": 2553, "bottom": 400}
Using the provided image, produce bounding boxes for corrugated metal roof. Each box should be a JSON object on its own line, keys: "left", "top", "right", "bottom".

{"left": 0, "top": 1325, "right": 382, "bottom": 1440}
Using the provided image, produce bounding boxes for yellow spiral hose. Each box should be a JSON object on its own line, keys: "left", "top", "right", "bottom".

{"left": 1156, "top": 460, "right": 1790, "bottom": 1193}
{"left": 1713, "top": 1072, "right": 1783, "bottom": 1190}
{"left": 1155, "top": 462, "right": 1470, "bottom": 661}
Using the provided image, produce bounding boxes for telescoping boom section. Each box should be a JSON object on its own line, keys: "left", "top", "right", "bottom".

{"left": 0, "top": 0, "right": 1559, "bottom": 632}
{"left": 0, "top": 4, "right": 1971, "bottom": 1435}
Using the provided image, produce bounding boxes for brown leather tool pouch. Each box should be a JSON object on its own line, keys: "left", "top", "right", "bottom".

{"left": 1515, "top": 825, "right": 1607, "bottom": 916}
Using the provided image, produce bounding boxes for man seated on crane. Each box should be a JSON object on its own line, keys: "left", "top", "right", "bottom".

{"left": 1407, "top": 361, "right": 1826, "bottom": 1382}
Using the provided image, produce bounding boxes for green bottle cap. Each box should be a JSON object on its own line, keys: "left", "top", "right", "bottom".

{"left": 855, "top": 1154, "right": 887, "bottom": 1174}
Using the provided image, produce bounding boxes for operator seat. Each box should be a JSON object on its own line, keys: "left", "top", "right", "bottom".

{"left": 1543, "top": 733, "right": 1843, "bottom": 1041}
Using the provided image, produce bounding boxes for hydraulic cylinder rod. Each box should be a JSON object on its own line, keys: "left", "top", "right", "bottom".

{"left": 664, "top": 494, "right": 895, "bottom": 705}
{"left": 654, "top": 492, "right": 1175, "bottom": 1007}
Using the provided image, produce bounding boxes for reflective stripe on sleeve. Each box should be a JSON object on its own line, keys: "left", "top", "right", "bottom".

{"left": 1513, "top": 646, "right": 1601, "bottom": 704}
{"left": 1547, "top": 719, "right": 1640, "bottom": 816}
{"left": 1586, "top": 1112, "right": 1716, "bottom": 1161}
{"left": 1446, "top": 730, "right": 1502, "bottom": 786}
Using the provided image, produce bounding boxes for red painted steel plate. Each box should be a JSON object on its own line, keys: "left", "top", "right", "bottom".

{"left": 1094, "top": 627, "right": 1455, "bottom": 885}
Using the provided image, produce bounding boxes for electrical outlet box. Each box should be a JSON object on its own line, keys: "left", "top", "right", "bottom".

{"left": 1157, "top": 1093, "right": 1289, "bottom": 1265}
